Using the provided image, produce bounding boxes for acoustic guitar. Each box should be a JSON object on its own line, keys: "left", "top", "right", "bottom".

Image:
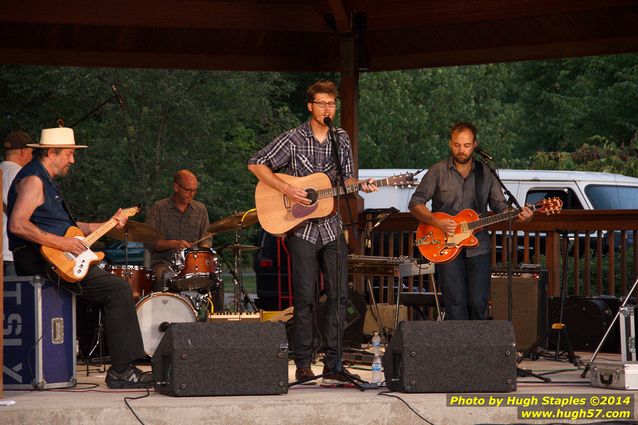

{"left": 41, "top": 206, "right": 140, "bottom": 282}
{"left": 255, "top": 172, "right": 414, "bottom": 235}
{"left": 415, "top": 197, "right": 562, "bottom": 263}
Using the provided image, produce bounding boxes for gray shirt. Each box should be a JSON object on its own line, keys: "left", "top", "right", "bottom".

{"left": 409, "top": 157, "right": 509, "bottom": 256}
{"left": 146, "top": 197, "right": 210, "bottom": 265}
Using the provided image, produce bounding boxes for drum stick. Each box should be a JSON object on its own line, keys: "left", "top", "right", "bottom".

{"left": 192, "top": 232, "right": 213, "bottom": 246}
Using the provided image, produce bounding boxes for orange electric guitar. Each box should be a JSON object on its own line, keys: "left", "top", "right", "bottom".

{"left": 41, "top": 206, "right": 140, "bottom": 282}
{"left": 255, "top": 172, "right": 414, "bottom": 236}
{"left": 415, "top": 197, "right": 562, "bottom": 263}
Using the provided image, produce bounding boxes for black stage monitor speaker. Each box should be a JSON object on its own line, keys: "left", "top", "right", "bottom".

{"left": 490, "top": 269, "right": 548, "bottom": 350}
{"left": 383, "top": 320, "right": 516, "bottom": 393}
{"left": 152, "top": 322, "right": 289, "bottom": 396}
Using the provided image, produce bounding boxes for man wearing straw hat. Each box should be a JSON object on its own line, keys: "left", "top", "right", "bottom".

{"left": 7, "top": 127, "right": 152, "bottom": 389}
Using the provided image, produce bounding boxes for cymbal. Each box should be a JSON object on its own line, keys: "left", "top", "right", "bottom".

{"left": 106, "top": 221, "right": 164, "bottom": 243}
{"left": 221, "top": 244, "right": 259, "bottom": 252}
{"left": 208, "top": 210, "right": 259, "bottom": 234}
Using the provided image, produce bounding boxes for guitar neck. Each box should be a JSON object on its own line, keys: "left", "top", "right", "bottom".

{"left": 469, "top": 204, "right": 538, "bottom": 230}
{"left": 81, "top": 207, "right": 138, "bottom": 248}
{"left": 316, "top": 177, "right": 395, "bottom": 199}
{"left": 82, "top": 218, "right": 121, "bottom": 247}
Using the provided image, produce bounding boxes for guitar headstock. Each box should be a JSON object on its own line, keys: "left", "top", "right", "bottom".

{"left": 122, "top": 206, "right": 141, "bottom": 217}
{"left": 387, "top": 172, "right": 416, "bottom": 188}
{"left": 535, "top": 197, "right": 563, "bottom": 215}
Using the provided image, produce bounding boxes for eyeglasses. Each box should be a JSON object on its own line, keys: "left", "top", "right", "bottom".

{"left": 176, "top": 182, "right": 197, "bottom": 194}
{"left": 312, "top": 101, "right": 338, "bottom": 109}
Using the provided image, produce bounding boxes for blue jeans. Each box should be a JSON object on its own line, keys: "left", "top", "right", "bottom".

{"left": 286, "top": 235, "right": 348, "bottom": 370}
{"left": 437, "top": 252, "right": 491, "bottom": 320}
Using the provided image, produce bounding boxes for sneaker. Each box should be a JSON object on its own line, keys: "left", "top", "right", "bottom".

{"left": 294, "top": 367, "right": 317, "bottom": 384}
{"left": 320, "top": 366, "right": 361, "bottom": 387}
{"left": 106, "top": 365, "right": 153, "bottom": 389}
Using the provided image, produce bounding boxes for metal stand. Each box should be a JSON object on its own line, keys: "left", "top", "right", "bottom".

{"left": 291, "top": 121, "right": 370, "bottom": 390}
{"left": 581, "top": 276, "right": 638, "bottom": 378}
{"left": 519, "top": 232, "right": 578, "bottom": 367}
{"left": 478, "top": 153, "right": 550, "bottom": 382}
{"left": 84, "top": 310, "right": 107, "bottom": 376}
{"left": 217, "top": 250, "right": 258, "bottom": 313}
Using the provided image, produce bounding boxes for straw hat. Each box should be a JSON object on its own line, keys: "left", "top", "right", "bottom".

{"left": 27, "top": 127, "right": 87, "bottom": 149}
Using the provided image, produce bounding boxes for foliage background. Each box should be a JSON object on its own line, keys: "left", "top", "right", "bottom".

{"left": 1, "top": 54, "right": 637, "bottom": 247}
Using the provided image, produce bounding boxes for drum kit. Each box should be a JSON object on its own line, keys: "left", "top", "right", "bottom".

{"left": 102, "top": 209, "right": 260, "bottom": 357}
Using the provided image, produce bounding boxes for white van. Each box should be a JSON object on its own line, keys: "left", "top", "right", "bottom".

{"left": 359, "top": 168, "right": 638, "bottom": 212}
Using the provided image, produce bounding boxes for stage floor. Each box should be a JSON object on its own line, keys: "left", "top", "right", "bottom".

{"left": 1, "top": 351, "right": 635, "bottom": 425}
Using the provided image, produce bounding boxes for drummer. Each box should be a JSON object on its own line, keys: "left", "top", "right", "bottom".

{"left": 146, "top": 169, "right": 211, "bottom": 291}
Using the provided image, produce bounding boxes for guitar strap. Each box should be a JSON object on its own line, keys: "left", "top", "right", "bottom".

{"left": 52, "top": 181, "right": 80, "bottom": 225}
{"left": 473, "top": 160, "right": 486, "bottom": 216}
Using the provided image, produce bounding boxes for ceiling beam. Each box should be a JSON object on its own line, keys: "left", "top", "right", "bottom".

{"left": 359, "top": 0, "right": 638, "bottom": 31}
{"left": 369, "top": 35, "right": 638, "bottom": 71}
{"left": 326, "top": 0, "right": 351, "bottom": 33}
{"left": 0, "top": 0, "right": 331, "bottom": 32}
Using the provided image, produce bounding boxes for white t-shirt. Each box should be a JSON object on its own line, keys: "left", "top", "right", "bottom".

{"left": 1, "top": 160, "right": 22, "bottom": 262}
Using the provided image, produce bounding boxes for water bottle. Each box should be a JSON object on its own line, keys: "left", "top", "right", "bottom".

{"left": 371, "top": 331, "right": 381, "bottom": 356}
{"left": 371, "top": 355, "right": 383, "bottom": 386}
{"left": 370, "top": 332, "right": 383, "bottom": 385}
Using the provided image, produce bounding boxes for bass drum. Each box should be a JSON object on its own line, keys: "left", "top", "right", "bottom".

{"left": 135, "top": 293, "right": 196, "bottom": 357}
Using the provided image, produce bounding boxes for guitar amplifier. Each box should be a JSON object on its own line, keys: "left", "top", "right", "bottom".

{"left": 3, "top": 276, "right": 77, "bottom": 389}
{"left": 490, "top": 268, "right": 548, "bottom": 350}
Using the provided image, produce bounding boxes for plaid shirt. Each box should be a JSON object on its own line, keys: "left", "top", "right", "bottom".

{"left": 248, "top": 120, "right": 354, "bottom": 245}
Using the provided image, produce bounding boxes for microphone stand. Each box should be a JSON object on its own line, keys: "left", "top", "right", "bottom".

{"left": 477, "top": 152, "right": 549, "bottom": 383}
{"left": 58, "top": 88, "right": 123, "bottom": 129}
{"left": 291, "top": 119, "right": 368, "bottom": 390}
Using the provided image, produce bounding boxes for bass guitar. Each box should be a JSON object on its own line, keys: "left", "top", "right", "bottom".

{"left": 255, "top": 172, "right": 414, "bottom": 235}
{"left": 41, "top": 206, "right": 140, "bottom": 282}
{"left": 415, "top": 197, "right": 562, "bottom": 263}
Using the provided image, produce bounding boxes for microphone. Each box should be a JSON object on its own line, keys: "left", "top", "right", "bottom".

{"left": 365, "top": 207, "right": 398, "bottom": 248}
{"left": 323, "top": 116, "right": 337, "bottom": 131}
{"left": 371, "top": 207, "right": 398, "bottom": 230}
{"left": 475, "top": 146, "right": 493, "bottom": 161}
{"left": 111, "top": 84, "right": 127, "bottom": 110}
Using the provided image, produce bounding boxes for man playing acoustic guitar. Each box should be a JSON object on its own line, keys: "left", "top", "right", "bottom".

{"left": 409, "top": 122, "right": 533, "bottom": 320}
{"left": 7, "top": 127, "right": 151, "bottom": 388}
{"left": 248, "top": 80, "right": 376, "bottom": 386}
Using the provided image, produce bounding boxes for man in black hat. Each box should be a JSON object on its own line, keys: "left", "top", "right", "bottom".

{"left": 1, "top": 131, "right": 33, "bottom": 276}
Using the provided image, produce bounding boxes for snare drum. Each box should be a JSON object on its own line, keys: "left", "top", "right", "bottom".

{"left": 135, "top": 293, "right": 197, "bottom": 357}
{"left": 172, "top": 247, "right": 221, "bottom": 291}
{"left": 108, "top": 265, "right": 153, "bottom": 300}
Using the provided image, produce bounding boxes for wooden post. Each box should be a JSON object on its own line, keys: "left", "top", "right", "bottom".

{"left": 339, "top": 33, "right": 364, "bottom": 262}
{"left": 1, "top": 171, "right": 3, "bottom": 398}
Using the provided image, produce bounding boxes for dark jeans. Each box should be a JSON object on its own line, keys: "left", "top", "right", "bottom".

{"left": 14, "top": 245, "right": 146, "bottom": 369}
{"left": 286, "top": 235, "right": 348, "bottom": 371}
{"left": 437, "top": 252, "right": 491, "bottom": 320}
{"left": 4, "top": 260, "right": 17, "bottom": 277}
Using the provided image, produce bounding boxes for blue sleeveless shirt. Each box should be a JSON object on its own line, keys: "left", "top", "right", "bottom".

{"left": 7, "top": 159, "right": 76, "bottom": 251}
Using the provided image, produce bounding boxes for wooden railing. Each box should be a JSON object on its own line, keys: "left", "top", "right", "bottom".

{"left": 357, "top": 210, "right": 638, "bottom": 303}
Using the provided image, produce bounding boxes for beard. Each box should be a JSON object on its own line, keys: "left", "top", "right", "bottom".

{"left": 453, "top": 154, "right": 472, "bottom": 164}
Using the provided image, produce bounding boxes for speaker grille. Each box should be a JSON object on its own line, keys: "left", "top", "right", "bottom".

{"left": 383, "top": 320, "right": 516, "bottom": 393}
{"left": 153, "top": 322, "right": 289, "bottom": 396}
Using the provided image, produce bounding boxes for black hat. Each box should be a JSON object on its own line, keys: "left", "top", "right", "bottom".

{"left": 3, "top": 131, "right": 34, "bottom": 150}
